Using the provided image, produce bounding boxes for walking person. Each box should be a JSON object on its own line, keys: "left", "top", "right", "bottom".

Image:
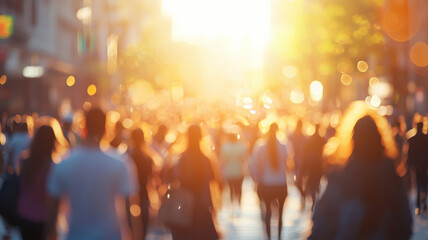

{"left": 250, "top": 123, "right": 288, "bottom": 240}
{"left": 17, "top": 125, "right": 57, "bottom": 240}
{"left": 289, "top": 119, "right": 306, "bottom": 208}
{"left": 309, "top": 106, "right": 412, "bottom": 240}
{"left": 46, "top": 108, "right": 134, "bottom": 240}
{"left": 6, "top": 122, "right": 30, "bottom": 172}
{"left": 220, "top": 132, "right": 247, "bottom": 214}
{"left": 170, "top": 125, "right": 219, "bottom": 240}
{"left": 408, "top": 121, "right": 428, "bottom": 214}
{"left": 129, "top": 128, "right": 154, "bottom": 240}
{"left": 302, "top": 124, "right": 325, "bottom": 211}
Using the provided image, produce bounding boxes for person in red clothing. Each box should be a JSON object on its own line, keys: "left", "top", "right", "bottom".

{"left": 17, "top": 125, "right": 57, "bottom": 240}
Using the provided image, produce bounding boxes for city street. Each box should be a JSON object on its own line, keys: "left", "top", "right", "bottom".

{"left": 1, "top": 177, "right": 428, "bottom": 239}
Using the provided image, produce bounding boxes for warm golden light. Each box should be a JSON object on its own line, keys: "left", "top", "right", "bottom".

{"left": 0, "top": 75, "right": 6, "bottom": 85}
{"left": 370, "top": 94, "right": 381, "bottom": 108}
{"left": 130, "top": 204, "right": 141, "bottom": 217}
{"left": 369, "top": 77, "right": 379, "bottom": 87}
{"left": 162, "top": 0, "right": 270, "bottom": 70}
{"left": 357, "top": 60, "right": 368, "bottom": 72}
{"left": 290, "top": 90, "right": 304, "bottom": 104}
{"left": 87, "top": 84, "right": 97, "bottom": 96}
{"left": 129, "top": 81, "right": 154, "bottom": 105}
{"left": 76, "top": 7, "right": 92, "bottom": 22}
{"left": 410, "top": 41, "right": 428, "bottom": 67}
{"left": 340, "top": 73, "right": 352, "bottom": 86}
{"left": 122, "top": 118, "right": 134, "bottom": 129}
{"left": 108, "top": 111, "right": 121, "bottom": 123}
{"left": 83, "top": 101, "right": 92, "bottom": 111}
{"left": 283, "top": 65, "right": 298, "bottom": 78}
{"left": 66, "top": 76, "right": 75, "bottom": 87}
{"left": 310, "top": 81, "right": 323, "bottom": 102}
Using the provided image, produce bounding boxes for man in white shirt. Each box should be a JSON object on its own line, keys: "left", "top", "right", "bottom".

{"left": 46, "top": 108, "right": 133, "bottom": 240}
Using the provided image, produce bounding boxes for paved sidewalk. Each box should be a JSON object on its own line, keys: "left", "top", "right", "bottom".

{"left": 1, "top": 178, "right": 428, "bottom": 240}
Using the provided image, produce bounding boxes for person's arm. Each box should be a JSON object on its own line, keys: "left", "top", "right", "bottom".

{"left": 45, "top": 196, "right": 60, "bottom": 240}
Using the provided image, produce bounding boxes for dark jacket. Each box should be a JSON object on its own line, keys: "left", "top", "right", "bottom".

{"left": 408, "top": 132, "right": 428, "bottom": 168}
{"left": 309, "top": 158, "right": 412, "bottom": 240}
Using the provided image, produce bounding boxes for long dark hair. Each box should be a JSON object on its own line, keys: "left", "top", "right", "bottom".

{"left": 267, "top": 123, "right": 279, "bottom": 170}
{"left": 352, "top": 115, "right": 384, "bottom": 161}
{"left": 21, "top": 125, "right": 56, "bottom": 184}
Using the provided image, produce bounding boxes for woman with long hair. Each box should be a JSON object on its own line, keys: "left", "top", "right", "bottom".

{"left": 250, "top": 123, "right": 289, "bottom": 240}
{"left": 309, "top": 102, "right": 412, "bottom": 240}
{"left": 170, "top": 124, "right": 219, "bottom": 240}
{"left": 17, "top": 125, "right": 57, "bottom": 240}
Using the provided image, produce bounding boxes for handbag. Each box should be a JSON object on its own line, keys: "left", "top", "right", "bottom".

{"left": 158, "top": 187, "right": 194, "bottom": 227}
{"left": 0, "top": 172, "right": 20, "bottom": 225}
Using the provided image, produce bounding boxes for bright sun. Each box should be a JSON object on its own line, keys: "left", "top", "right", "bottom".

{"left": 162, "top": 0, "right": 271, "bottom": 68}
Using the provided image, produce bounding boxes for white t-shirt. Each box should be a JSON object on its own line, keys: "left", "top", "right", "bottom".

{"left": 47, "top": 146, "right": 131, "bottom": 240}
{"left": 249, "top": 139, "right": 289, "bottom": 186}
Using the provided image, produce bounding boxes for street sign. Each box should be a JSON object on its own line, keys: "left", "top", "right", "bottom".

{"left": 0, "top": 15, "right": 14, "bottom": 39}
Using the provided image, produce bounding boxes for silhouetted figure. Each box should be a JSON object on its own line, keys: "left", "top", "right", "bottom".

{"left": 408, "top": 122, "right": 428, "bottom": 214}
{"left": 170, "top": 125, "right": 219, "bottom": 240}
{"left": 129, "top": 128, "right": 153, "bottom": 240}
{"left": 310, "top": 115, "right": 412, "bottom": 240}
{"left": 289, "top": 119, "right": 306, "bottom": 208}
{"left": 302, "top": 124, "right": 324, "bottom": 211}
{"left": 250, "top": 123, "right": 288, "bottom": 240}
{"left": 46, "top": 108, "right": 133, "bottom": 240}
{"left": 151, "top": 124, "right": 170, "bottom": 166}
{"left": 220, "top": 133, "right": 247, "bottom": 212}
{"left": 17, "top": 126, "right": 56, "bottom": 240}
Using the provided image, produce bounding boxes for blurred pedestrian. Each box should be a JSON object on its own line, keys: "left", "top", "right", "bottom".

{"left": 407, "top": 121, "right": 428, "bottom": 214}
{"left": 220, "top": 132, "right": 247, "bottom": 214}
{"left": 309, "top": 114, "right": 412, "bottom": 240}
{"left": 302, "top": 124, "right": 325, "bottom": 211}
{"left": 17, "top": 125, "right": 56, "bottom": 240}
{"left": 250, "top": 123, "right": 288, "bottom": 240}
{"left": 62, "top": 114, "right": 78, "bottom": 147}
{"left": 129, "top": 128, "right": 154, "bottom": 240}
{"left": 289, "top": 119, "right": 306, "bottom": 208}
{"left": 46, "top": 108, "right": 134, "bottom": 240}
{"left": 6, "top": 122, "right": 30, "bottom": 172}
{"left": 170, "top": 125, "right": 219, "bottom": 240}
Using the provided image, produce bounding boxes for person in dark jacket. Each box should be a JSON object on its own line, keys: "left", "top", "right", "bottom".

{"left": 309, "top": 114, "right": 412, "bottom": 240}
{"left": 407, "top": 122, "right": 428, "bottom": 214}
{"left": 302, "top": 124, "right": 325, "bottom": 211}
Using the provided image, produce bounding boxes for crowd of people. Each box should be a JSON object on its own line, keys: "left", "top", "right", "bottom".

{"left": 0, "top": 100, "right": 426, "bottom": 240}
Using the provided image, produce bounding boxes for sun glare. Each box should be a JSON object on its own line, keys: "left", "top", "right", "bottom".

{"left": 162, "top": 0, "right": 271, "bottom": 68}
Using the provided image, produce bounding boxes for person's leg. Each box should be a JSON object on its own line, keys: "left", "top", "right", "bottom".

{"left": 227, "top": 180, "right": 235, "bottom": 203}
{"left": 141, "top": 199, "right": 150, "bottom": 240}
{"left": 18, "top": 218, "right": 44, "bottom": 240}
{"left": 421, "top": 168, "right": 428, "bottom": 211}
{"left": 277, "top": 186, "right": 287, "bottom": 240}
{"left": 264, "top": 199, "right": 272, "bottom": 240}
{"left": 416, "top": 167, "right": 423, "bottom": 210}
{"left": 236, "top": 177, "right": 244, "bottom": 207}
